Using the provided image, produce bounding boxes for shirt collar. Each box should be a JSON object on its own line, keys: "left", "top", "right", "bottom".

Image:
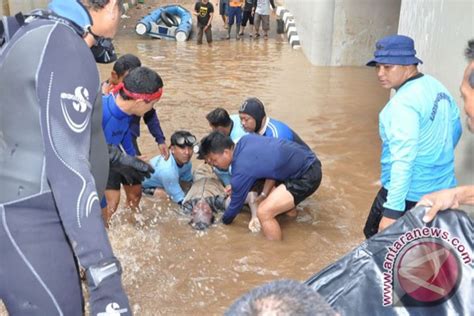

{"left": 258, "top": 117, "right": 270, "bottom": 135}
{"left": 105, "top": 94, "right": 130, "bottom": 120}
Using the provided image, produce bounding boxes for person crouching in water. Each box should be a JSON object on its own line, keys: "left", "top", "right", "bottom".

{"left": 102, "top": 66, "right": 163, "bottom": 225}
{"left": 199, "top": 131, "right": 322, "bottom": 240}
{"left": 142, "top": 131, "right": 196, "bottom": 205}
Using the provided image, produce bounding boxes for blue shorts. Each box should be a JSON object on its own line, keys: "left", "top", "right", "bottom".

{"left": 227, "top": 6, "right": 242, "bottom": 25}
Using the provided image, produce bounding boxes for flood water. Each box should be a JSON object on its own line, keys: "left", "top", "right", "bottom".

{"left": 0, "top": 2, "right": 391, "bottom": 315}
{"left": 94, "top": 3, "right": 390, "bottom": 315}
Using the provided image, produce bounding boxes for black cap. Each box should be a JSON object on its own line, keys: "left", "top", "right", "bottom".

{"left": 239, "top": 97, "right": 266, "bottom": 132}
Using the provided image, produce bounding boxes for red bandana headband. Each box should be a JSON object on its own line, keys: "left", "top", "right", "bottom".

{"left": 112, "top": 82, "right": 163, "bottom": 102}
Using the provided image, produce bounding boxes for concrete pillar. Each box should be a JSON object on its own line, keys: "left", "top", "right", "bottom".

{"left": 0, "top": 0, "right": 9, "bottom": 16}
{"left": 331, "top": 0, "right": 401, "bottom": 65}
{"left": 284, "top": 0, "right": 400, "bottom": 66}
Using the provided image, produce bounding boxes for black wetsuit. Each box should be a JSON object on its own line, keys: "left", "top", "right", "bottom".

{"left": 0, "top": 12, "right": 128, "bottom": 315}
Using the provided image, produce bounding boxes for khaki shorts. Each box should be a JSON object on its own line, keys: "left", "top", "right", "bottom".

{"left": 254, "top": 13, "right": 270, "bottom": 31}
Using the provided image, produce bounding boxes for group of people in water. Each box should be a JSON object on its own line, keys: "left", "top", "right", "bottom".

{"left": 1, "top": 0, "right": 472, "bottom": 314}
{"left": 99, "top": 51, "right": 322, "bottom": 241}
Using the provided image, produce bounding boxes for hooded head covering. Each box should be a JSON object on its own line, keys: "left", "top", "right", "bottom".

{"left": 239, "top": 97, "right": 266, "bottom": 132}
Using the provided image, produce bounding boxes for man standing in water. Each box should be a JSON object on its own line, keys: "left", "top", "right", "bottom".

{"left": 417, "top": 39, "right": 474, "bottom": 222}
{"left": 102, "top": 67, "right": 164, "bottom": 224}
{"left": 194, "top": 0, "right": 214, "bottom": 45}
{"left": 363, "top": 35, "right": 462, "bottom": 238}
{"left": 0, "top": 0, "right": 131, "bottom": 314}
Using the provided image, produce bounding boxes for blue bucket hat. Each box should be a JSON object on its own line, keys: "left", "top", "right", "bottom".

{"left": 366, "top": 35, "right": 423, "bottom": 67}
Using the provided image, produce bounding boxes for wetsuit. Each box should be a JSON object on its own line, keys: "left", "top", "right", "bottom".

{"left": 260, "top": 117, "right": 309, "bottom": 148}
{"left": 223, "top": 135, "right": 321, "bottom": 224}
{"left": 102, "top": 83, "right": 166, "bottom": 156}
{"left": 0, "top": 6, "right": 129, "bottom": 316}
{"left": 129, "top": 110, "right": 165, "bottom": 156}
{"left": 142, "top": 155, "right": 193, "bottom": 204}
{"left": 102, "top": 93, "right": 141, "bottom": 191}
{"left": 102, "top": 94, "right": 136, "bottom": 157}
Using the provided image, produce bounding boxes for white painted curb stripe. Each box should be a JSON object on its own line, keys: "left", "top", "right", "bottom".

{"left": 277, "top": 6, "right": 300, "bottom": 49}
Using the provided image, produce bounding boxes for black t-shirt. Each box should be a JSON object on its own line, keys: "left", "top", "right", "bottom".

{"left": 244, "top": 0, "right": 255, "bottom": 11}
{"left": 194, "top": 1, "right": 214, "bottom": 26}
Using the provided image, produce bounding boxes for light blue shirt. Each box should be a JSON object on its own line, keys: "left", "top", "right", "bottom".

{"left": 142, "top": 154, "right": 193, "bottom": 203}
{"left": 379, "top": 74, "right": 462, "bottom": 212}
{"left": 214, "top": 114, "right": 247, "bottom": 186}
{"left": 229, "top": 114, "right": 247, "bottom": 143}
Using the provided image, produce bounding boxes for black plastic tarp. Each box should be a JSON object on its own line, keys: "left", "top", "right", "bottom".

{"left": 306, "top": 206, "right": 473, "bottom": 315}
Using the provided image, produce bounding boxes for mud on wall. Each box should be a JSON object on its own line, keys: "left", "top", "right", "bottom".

{"left": 282, "top": 0, "right": 401, "bottom": 66}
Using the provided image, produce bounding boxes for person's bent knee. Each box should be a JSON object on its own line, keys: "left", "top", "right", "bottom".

{"left": 257, "top": 205, "right": 273, "bottom": 222}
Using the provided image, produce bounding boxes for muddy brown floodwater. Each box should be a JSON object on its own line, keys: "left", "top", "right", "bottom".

{"left": 95, "top": 3, "right": 389, "bottom": 314}
{"left": 0, "top": 1, "right": 391, "bottom": 315}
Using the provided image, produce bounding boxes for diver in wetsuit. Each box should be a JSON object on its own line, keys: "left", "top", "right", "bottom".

{"left": 0, "top": 1, "right": 142, "bottom": 315}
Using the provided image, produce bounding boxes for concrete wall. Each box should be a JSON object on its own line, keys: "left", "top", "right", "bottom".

{"left": 0, "top": 0, "right": 48, "bottom": 15}
{"left": 331, "top": 0, "right": 401, "bottom": 65}
{"left": 398, "top": 0, "right": 474, "bottom": 188}
{"left": 283, "top": 0, "right": 401, "bottom": 66}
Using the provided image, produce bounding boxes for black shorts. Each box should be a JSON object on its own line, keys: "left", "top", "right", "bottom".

{"left": 241, "top": 10, "right": 254, "bottom": 26}
{"left": 363, "top": 187, "right": 417, "bottom": 239}
{"left": 106, "top": 168, "right": 142, "bottom": 190}
{"left": 284, "top": 161, "right": 322, "bottom": 206}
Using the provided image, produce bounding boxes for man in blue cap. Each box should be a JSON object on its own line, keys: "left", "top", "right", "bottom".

{"left": 363, "top": 34, "right": 462, "bottom": 238}
{"left": 0, "top": 1, "right": 133, "bottom": 315}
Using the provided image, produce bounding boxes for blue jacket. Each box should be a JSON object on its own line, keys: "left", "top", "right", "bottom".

{"left": 142, "top": 154, "right": 193, "bottom": 203}
{"left": 379, "top": 74, "right": 462, "bottom": 217}
{"left": 261, "top": 117, "right": 308, "bottom": 148}
{"left": 223, "top": 134, "right": 318, "bottom": 224}
{"left": 102, "top": 94, "right": 136, "bottom": 156}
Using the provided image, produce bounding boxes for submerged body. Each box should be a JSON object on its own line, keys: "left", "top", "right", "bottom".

{"left": 182, "top": 164, "right": 226, "bottom": 229}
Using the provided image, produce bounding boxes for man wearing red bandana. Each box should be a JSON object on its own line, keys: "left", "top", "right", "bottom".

{"left": 102, "top": 66, "right": 164, "bottom": 225}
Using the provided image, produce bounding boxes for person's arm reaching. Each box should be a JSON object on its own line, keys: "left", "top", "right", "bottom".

{"left": 143, "top": 109, "right": 169, "bottom": 159}
{"left": 161, "top": 168, "right": 187, "bottom": 204}
{"left": 255, "top": 179, "right": 275, "bottom": 204}
{"left": 223, "top": 173, "right": 255, "bottom": 224}
{"left": 417, "top": 185, "right": 474, "bottom": 222}
{"left": 37, "top": 24, "right": 130, "bottom": 314}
